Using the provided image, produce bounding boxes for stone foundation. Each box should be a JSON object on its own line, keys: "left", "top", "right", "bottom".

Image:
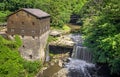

{"left": 9, "top": 31, "right": 49, "bottom": 61}
{"left": 49, "top": 45, "right": 73, "bottom": 57}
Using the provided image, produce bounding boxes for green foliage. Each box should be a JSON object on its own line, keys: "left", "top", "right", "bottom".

{"left": 0, "top": 35, "right": 24, "bottom": 77}
{"left": 48, "top": 36, "right": 58, "bottom": 42}
{"left": 0, "top": 0, "right": 87, "bottom": 27}
{"left": 71, "top": 0, "right": 88, "bottom": 14}
{"left": 81, "top": 0, "right": 120, "bottom": 74}
{"left": 0, "top": 11, "right": 11, "bottom": 23}
{"left": 49, "top": 53, "right": 55, "bottom": 58}
{"left": 0, "top": 35, "right": 42, "bottom": 77}
{"left": 62, "top": 25, "right": 71, "bottom": 32}
{"left": 22, "top": 60, "right": 42, "bottom": 73}
{"left": 14, "top": 35, "right": 22, "bottom": 48}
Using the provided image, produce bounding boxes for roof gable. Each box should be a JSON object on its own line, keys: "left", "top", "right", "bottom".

{"left": 8, "top": 8, "right": 50, "bottom": 19}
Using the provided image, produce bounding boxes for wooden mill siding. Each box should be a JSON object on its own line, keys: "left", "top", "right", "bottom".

{"left": 7, "top": 10, "right": 50, "bottom": 37}
{"left": 7, "top": 8, "right": 50, "bottom": 61}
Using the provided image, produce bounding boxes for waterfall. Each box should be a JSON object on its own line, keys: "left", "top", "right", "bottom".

{"left": 70, "top": 34, "right": 93, "bottom": 63}
{"left": 65, "top": 58, "right": 96, "bottom": 77}
{"left": 64, "top": 34, "right": 96, "bottom": 77}
{"left": 72, "top": 45, "right": 92, "bottom": 63}
{"left": 45, "top": 44, "right": 50, "bottom": 62}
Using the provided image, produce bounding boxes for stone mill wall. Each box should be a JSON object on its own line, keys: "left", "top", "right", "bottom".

{"left": 9, "top": 31, "right": 49, "bottom": 61}
{"left": 19, "top": 31, "right": 49, "bottom": 61}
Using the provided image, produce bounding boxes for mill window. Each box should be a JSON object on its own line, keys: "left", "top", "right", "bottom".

{"left": 29, "top": 55, "right": 32, "bottom": 59}
{"left": 11, "top": 21, "right": 13, "bottom": 24}
{"left": 11, "top": 35, "right": 14, "bottom": 37}
{"left": 11, "top": 29, "right": 14, "bottom": 32}
{"left": 21, "top": 22, "right": 24, "bottom": 28}
{"left": 32, "top": 36, "right": 35, "bottom": 39}
{"left": 32, "top": 22, "right": 35, "bottom": 25}
{"left": 22, "top": 22, "right": 24, "bottom": 25}
{"left": 21, "top": 30, "right": 25, "bottom": 33}
{"left": 22, "top": 35, "right": 24, "bottom": 38}
{"left": 32, "top": 30, "right": 35, "bottom": 34}
{"left": 22, "top": 25, "right": 24, "bottom": 27}
{"left": 23, "top": 45, "right": 25, "bottom": 48}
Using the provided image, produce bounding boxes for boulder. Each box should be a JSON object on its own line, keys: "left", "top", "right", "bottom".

{"left": 50, "top": 30, "right": 62, "bottom": 37}
{"left": 52, "top": 68, "right": 68, "bottom": 77}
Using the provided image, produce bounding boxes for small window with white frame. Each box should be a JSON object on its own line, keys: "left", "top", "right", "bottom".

{"left": 32, "top": 30, "right": 35, "bottom": 34}
{"left": 11, "top": 29, "right": 14, "bottom": 32}
{"left": 21, "top": 30, "right": 25, "bottom": 33}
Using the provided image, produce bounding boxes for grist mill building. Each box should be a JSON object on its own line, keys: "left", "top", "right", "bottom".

{"left": 7, "top": 8, "right": 50, "bottom": 61}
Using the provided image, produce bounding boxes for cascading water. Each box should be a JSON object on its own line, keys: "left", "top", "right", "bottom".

{"left": 70, "top": 34, "right": 92, "bottom": 62}
{"left": 72, "top": 45, "right": 92, "bottom": 63}
{"left": 64, "top": 34, "right": 96, "bottom": 77}
{"left": 65, "top": 58, "right": 96, "bottom": 77}
{"left": 45, "top": 44, "right": 50, "bottom": 62}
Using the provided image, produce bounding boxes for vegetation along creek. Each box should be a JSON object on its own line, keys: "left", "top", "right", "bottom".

{"left": 38, "top": 29, "right": 112, "bottom": 77}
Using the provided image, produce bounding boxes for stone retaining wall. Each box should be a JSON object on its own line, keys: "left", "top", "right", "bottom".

{"left": 49, "top": 45, "right": 73, "bottom": 57}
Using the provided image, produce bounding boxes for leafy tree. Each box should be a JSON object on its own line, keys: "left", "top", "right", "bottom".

{"left": 81, "top": 0, "right": 120, "bottom": 74}
{"left": 0, "top": 35, "right": 24, "bottom": 77}
{"left": 0, "top": 35, "right": 42, "bottom": 77}
{"left": 0, "top": 0, "right": 87, "bottom": 27}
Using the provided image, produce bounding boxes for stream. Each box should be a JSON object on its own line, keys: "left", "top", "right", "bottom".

{"left": 38, "top": 25, "right": 110, "bottom": 77}
{"left": 64, "top": 34, "right": 96, "bottom": 77}
{"left": 38, "top": 33, "right": 96, "bottom": 77}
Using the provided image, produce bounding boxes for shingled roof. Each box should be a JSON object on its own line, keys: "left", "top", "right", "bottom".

{"left": 8, "top": 8, "right": 50, "bottom": 19}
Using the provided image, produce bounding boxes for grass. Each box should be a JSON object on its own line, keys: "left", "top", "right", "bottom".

{"left": 51, "top": 25, "right": 71, "bottom": 34}
{"left": 49, "top": 53, "right": 55, "bottom": 58}
{"left": 62, "top": 25, "right": 71, "bottom": 32}
{"left": 48, "top": 36, "right": 58, "bottom": 42}
{"left": 51, "top": 26, "right": 61, "bottom": 30}
{"left": 51, "top": 25, "right": 71, "bottom": 30}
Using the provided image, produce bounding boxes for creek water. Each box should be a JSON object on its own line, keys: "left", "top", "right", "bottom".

{"left": 70, "top": 34, "right": 92, "bottom": 63}
{"left": 40, "top": 33, "right": 97, "bottom": 77}
{"left": 65, "top": 58, "right": 96, "bottom": 77}
{"left": 39, "top": 33, "right": 111, "bottom": 77}
{"left": 64, "top": 34, "right": 97, "bottom": 77}
{"left": 65, "top": 34, "right": 112, "bottom": 77}
{"left": 39, "top": 64, "right": 62, "bottom": 77}
{"left": 45, "top": 44, "right": 50, "bottom": 62}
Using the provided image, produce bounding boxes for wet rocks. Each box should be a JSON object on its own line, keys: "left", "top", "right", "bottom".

{"left": 49, "top": 35, "right": 74, "bottom": 47}
{"left": 52, "top": 68, "right": 68, "bottom": 77}
{"left": 50, "top": 30, "right": 62, "bottom": 37}
{"left": 49, "top": 30, "right": 74, "bottom": 47}
{"left": 58, "top": 60, "right": 63, "bottom": 67}
{"left": 64, "top": 58, "right": 96, "bottom": 77}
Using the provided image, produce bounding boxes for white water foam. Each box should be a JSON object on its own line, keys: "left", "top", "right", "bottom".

{"left": 65, "top": 58, "right": 95, "bottom": 77}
